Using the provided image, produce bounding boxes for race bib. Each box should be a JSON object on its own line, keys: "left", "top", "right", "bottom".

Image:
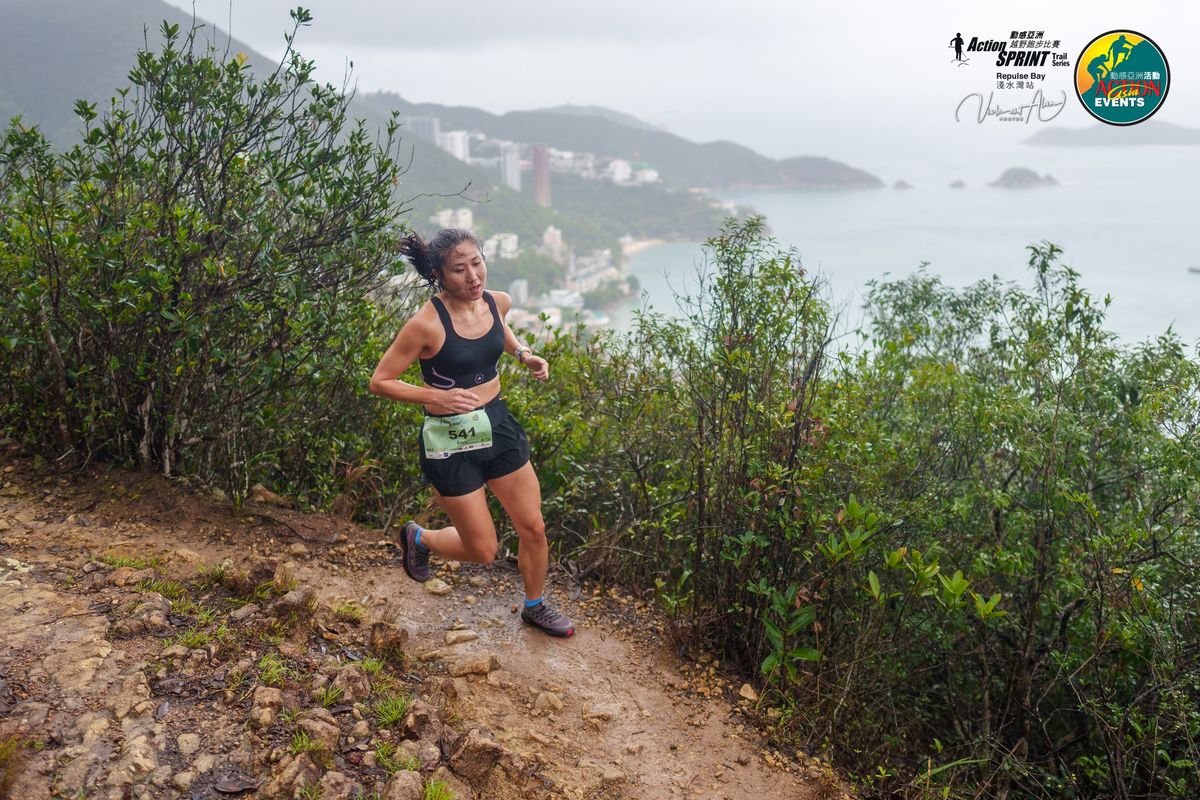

{"left": 422, "top": 411, "right": 493, "bottom": 459}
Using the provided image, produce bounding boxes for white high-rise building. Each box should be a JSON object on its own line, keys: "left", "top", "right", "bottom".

{"left": 428, "top": 208, "right": 474, "bottom": 230}
{"left": 567, "top": 249, "right": 617, "bottom": 293}
{"left": 633, "top": 168, "right": 660, "bottom": 184}
{"left": 608, "top": 159, "right": 632, "bottom": 183}
{"left": 541, "top": 225, "right": 565, "bottom": 264}
{"left": 500, "top": 143, "right": 521, "bottom": 192}
{"left": 509, "top": 279, "right": 529, "bottom": 306}
{"left": 436, "top": 130, "right": 470, "bottom": 162}
{"left": 484, "top": 233, "right": 519, "bottom": 260}
{"left": 401, "top": 116, "right": 440, "bottom": 142}
{"left": 495, "top": 233, "right": 519, "bottom": 259}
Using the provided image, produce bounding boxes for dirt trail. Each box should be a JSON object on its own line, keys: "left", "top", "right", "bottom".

{"left": 0, "top": 457, "right": 843, "bottom": 799}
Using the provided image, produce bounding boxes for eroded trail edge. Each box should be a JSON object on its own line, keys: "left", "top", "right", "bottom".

{"left": 0, "top": 460, "right": 843, "bottom": 799}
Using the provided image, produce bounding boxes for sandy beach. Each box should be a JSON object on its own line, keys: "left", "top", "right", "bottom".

{"left": 621, "top": 237, "right": 665, "bottom": 257}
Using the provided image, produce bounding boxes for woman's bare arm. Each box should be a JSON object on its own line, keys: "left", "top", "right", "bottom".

{"left": 494, "top": 292, "right": 549, "bottom": 381}
{"left": 368, "top": 314, "right": 481, "bottom": 413}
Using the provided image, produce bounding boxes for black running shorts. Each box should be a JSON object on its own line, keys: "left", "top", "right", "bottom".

{"left": 418, "top": 397, "right": 530, "bottom": 497}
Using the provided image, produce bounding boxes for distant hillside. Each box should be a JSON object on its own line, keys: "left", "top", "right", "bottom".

{"left": 0, "top": 1, "right": 468, "bottom": 218}
{"left": 1027, "top": 120, "right": 1200, "bottom": 146}
{"left": 0, "top": 0, "right": 869, "bottom": 262}
{"left": 536, "top": 104, "right": 666, "bottom": 132}
{"left": 0, "top": 0, "right": 211, "bottom": 146}
{"left": 0, "top": 0, "right": 638, "bottom": 255}
{"left": 361, "top": 92, "right": 883, "bottom": 190}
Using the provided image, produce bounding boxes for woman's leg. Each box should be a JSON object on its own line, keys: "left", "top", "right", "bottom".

{"left": 486, "top": 461, "right": 547, "bottom": 601}
{"left": 418, "top": 487, "right": 499, "bottom": 564}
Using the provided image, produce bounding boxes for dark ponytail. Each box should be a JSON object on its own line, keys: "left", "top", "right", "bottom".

{"left": 399, "top": 234, "right": 436, "bottom": 287}
{"left": 399, "top": 228, "right": 483, "bottom": 290}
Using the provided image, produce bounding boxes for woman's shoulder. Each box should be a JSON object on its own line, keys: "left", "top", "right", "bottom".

{"left": 399, "top": 299, "right": 443, "bottom": 339}
{"left": 487, "top": 290, "right": 513, "bottom": 313}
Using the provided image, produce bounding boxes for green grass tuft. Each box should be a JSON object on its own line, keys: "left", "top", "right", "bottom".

{"left": 227, "top": 667, "right": 248, "bottom": 693}
{"left": 374, "top": 690, "right": 413, "bottom": 727}
{"left": 333, "top": 602, "right": 365, "bottom": 624}
{"left": 314, "top": 685, "right": 344, "bottom": 708}
{"left": 175, "top": 627, "right": 210, "bottom": 648}
{"left": 197, "top": 562, "right": 227, "bottom": 588}
{"left": 258, "top": 652, "right": 291, "bottom": 687}
{"left": 137, "top": 576, "right": 188, "bottom": 601}
{"left": 289, "top": 729, "right": 323, "bottom": 756}
{"left": 173, "top": 622, "right": 232, "bottom": 650}
{"left": 100, "top": 553, "right": 159, "bottom": 570}
{"left": 374, "top": 740, "right": 420, "bottom": 774}
{"left": 423, "top": 779, "right": 457, "bottom": 800}
{"left": 171, "top": 596, "right": 200, "bottom": 616}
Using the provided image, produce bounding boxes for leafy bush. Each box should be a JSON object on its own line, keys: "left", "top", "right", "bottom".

{"left": 0, "top": 10, "right": 424, "bottom": 506}
{"left": 811, "top": 248, "right": 1200, "bottom": 797}
{"left": 515, "top": 220, "right": 1200, "bottom": 798}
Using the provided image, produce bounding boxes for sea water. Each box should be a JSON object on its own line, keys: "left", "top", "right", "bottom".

{"left": 610, "top": 143, "right": 1200, "bottom": 346}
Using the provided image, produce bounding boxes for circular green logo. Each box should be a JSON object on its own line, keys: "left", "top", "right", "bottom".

{"left": 1075, "top": 30, "right": 1169, "bottom": 125}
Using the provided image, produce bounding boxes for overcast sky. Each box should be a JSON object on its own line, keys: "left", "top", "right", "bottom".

{"left": 161, "top": 0, "right": 1200, "bottom": 169}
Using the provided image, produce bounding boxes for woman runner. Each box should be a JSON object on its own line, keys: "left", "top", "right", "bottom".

{"left": 368, "top": 228, "right": 574, "bottom": 637}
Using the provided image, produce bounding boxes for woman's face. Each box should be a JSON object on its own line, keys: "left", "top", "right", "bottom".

{"left": 438, "top": 242, "right": 487, "bottom": 300}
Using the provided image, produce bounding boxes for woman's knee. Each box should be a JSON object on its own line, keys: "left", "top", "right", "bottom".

{"left": 516, "top": 516, "right": 546, "bottom": 545}
{"left": 466, "top": 539, "right": 498, "bottom": 564}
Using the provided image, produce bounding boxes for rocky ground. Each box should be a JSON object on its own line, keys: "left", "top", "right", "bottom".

{"left": 0, "top": 451, "right": 847, "bottom": 799}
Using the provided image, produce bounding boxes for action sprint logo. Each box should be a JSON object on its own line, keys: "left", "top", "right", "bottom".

{"left": 952, "top": 30, "right": 1071, "bottom": 124}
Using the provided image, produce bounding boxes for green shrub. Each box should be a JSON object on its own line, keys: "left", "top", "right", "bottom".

{"left": 0, "top": 9, "right": 423, "bottom": 510}
{"left": 514, "top": 219, "right": 1200, "bottom": 798}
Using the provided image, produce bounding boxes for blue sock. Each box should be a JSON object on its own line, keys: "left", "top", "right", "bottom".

{"left": 524, "top": 596, "right": 543, "bottom": 609}
{"left": 413, "top": 526, "right": 430, "bottom": 553}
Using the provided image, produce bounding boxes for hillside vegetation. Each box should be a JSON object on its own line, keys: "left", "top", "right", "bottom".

{"left": 0, "top": 0, "right": 707, "bottom": 262}
{"left": 366, "top": 91, "right": 884, "bottom": 190}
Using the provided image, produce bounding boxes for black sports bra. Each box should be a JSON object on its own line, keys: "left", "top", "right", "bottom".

{"left": 419, "top": 292, "right": 505, "bottom": 390}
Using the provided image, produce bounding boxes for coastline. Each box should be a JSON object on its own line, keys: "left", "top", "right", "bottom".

{"left": 621, "top": 238, "right": 666, "bottom": 257}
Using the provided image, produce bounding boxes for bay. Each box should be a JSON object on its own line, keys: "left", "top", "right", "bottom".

{"left": 610, "top": 143, "right": 1200, "bottom": 345}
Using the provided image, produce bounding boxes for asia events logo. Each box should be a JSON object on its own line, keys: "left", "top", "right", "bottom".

{"left": 1075, "top": 31, "right": 1170, "bottom": 125}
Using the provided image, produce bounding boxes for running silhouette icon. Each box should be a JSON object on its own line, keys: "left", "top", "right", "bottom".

{"left": 950, "top": 32, "right": 969, "bottom": 65}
